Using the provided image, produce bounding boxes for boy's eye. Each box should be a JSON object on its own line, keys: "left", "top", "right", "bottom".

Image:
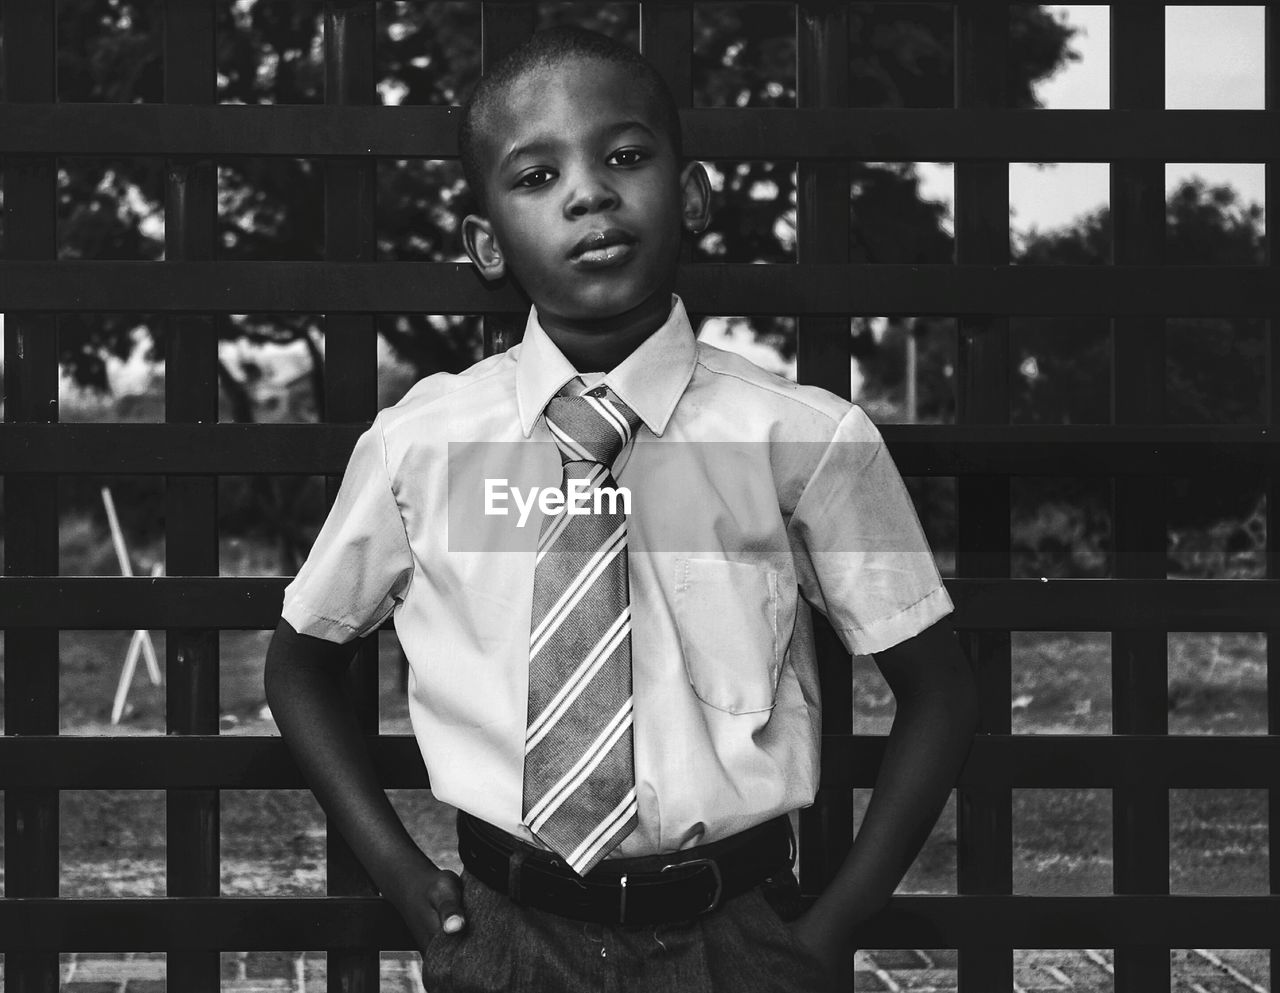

{"left": 609, "top": 147, "right": 648, "bottom": 167}
{"left": 514, "top": 168, "right": 554, "bottom": 189}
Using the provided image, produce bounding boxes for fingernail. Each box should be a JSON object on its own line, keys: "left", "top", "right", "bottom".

{"left": 444, "top": 915, "right": 464, "bottom": 933}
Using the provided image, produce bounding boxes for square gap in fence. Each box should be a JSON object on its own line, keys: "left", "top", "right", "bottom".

{"left": 388, "top": 790, "right": 462, "bottom": 873}
{"left": 1013, "top": 789, "right": 1112, "bottom": 894}
{"left": 1167, "top": 633, "right": 1267, "bottom": 735}
{"left": 376, "top": 2, "right": 481, "bottom": 107}
{"left": 1012, "top": 632, "right": 1111, "bottom": 734}
{"left": 217, "top": 6, "right": 323, "bottom": 105}
{"left": 696, "top": 315, "right": 796, "bottom": 380}
{"left": 693, "top": 4, "right": 795, "bottom": 108}
{"left": 1011, "top": 316, "right": 1111, "bottom": 424}
{"left": 850, "top": 5, "right": 953, "bottom": 109}
{"left": 1016, "top": 948, "right": 1114, "bottom": 991}
{"left": 60, "top": 476, "right": 164, "bottom": 577}
{"left": 1166, "top": 164, "right": 1266, "bottom": 264}
{"left": 379, "top": 628, "right": 412, "bottom": 733}
{"left": 218, "top": 475, "right": 326, "bottom": 577}
{"left": 61, "top": 952, "right": 166, "bottom": 991}
{"left": 855, "top": 789, "right": 958, "bottom": 894}
{"left": 1166, "top": 6, "right": 1265, "bottom": 110}
{"left": 1170, "top": 789, "right": 1268, "bottom": 894}
{"left": 1010, "top": 163, "right": 1109, "bottom": 262}
{"left": 1166, "top": 475, "right": 1265, "bottom": 579}
{"left": 61, "top": 790, "right": 166, "bottom": 896}
{"left": 57, "top": 157, "right": 165, "bottom": 261}
{"left": 60, "top": 631, "right": 166, "bottom": 733}
{"left": 218, "top": 318, "right": 325, "bottom": 422}
{"left": 222, "top": 790, "right": 326, "bottom": 896}
{"left": 59, "top": 315, "right": 165, "bottom": 422}
{"left": 217, "top": 161, "right": 324, "bottom": 260}
{"left": 222, "top": 951, "right": 324, "bottom": 990}
{"left": 1172, "top": 949, "right": 1270, "bottom": 992}
{"left": 539, "top": 3, "right": 639, "bottom": 43}
{"left": 853, "top": 316, "right": 956, "bottom": 423}
{"left": 1028, "top": 6, "right": 1109, "bottom": 110}
{"left": 695, "top": 161, "right": 797, "bottom": 262}
{"left": 1012, "top": 477, "right": 1111, "bottom": 580}
{"left": 221, "top": 630, "right": 273, "bottom": 734}
{"left": 853, "top": 163, "right": 954, "bottom": 257}
{"left": 57, "top": 2, "right": 162, "bottom": 103}
{"left": 376, "top": 314, "right": 484, "bottom": 408}
{"left": 856, "top": 948, "right": 956, "bottom": 989}
{"left": 853, "top": 652, "right": 893, "bottom": 733}
{"left": 1167, "top": 317, "right": 1266, "bottom": 423}
{"left": 382, "top": 949, "right": 426, "bottom": 990}
{"left": 903, "top": 477, "right": 955, "bottom": 578}
{"left": 376, "top": 159, "right": 469, "bottom": 260}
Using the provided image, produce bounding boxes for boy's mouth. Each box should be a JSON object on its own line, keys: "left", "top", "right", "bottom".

{"left": 568, "top": 228, "right": 637, "bottom": 268}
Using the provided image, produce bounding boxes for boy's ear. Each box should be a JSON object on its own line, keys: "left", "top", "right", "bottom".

{"left": 679, "top": 161, "right": 712, "bottom": 235}
{"left": 461, "top": 213, "right": 506, "bottom": 282}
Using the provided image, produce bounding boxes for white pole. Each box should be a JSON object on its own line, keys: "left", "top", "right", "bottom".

{"left": 905, "top": 321, "right": 919, "bottom": 424}
{"left": 102, "top": 487, "right": 163, "bottom": 725}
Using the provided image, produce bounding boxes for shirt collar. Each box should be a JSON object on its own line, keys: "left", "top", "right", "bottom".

{"left": 515, "top": 294, "right": 698, "bottom": 438}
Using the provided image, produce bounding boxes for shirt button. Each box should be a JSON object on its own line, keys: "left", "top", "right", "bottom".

{"left": 588, "top": 387, "right": 608, "bottom": 397}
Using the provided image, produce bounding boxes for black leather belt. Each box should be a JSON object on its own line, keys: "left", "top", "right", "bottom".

{"left": 456, "top": 811, "right": 795, "bottom": 926}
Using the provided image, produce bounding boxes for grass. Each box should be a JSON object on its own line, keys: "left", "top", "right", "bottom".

{"left": 0, "top": 522, "right": 1270, "bottom": 901}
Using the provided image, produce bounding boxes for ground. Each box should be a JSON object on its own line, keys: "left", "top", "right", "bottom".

{"left": 0, "top": 627, "right": 1270, "bottom": 991}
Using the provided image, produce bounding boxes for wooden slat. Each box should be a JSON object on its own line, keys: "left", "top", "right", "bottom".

{"left": 320, "top": 8, "right": 383, "bottom": 991}
{"left": 0, "top": 261, "right": 1273, "bottom": 315}
{"left": 1109, "top": 7, "right": 1170, "bottom": 992}
{"left": 0, "top": 894, "right": 1276, "bottom": 953}
{"left": 1264, "top": 6, "right": 1278, "bottom": 987}
{"left": 3, "top": 422, "right": 1279, "bottom": 475}
{"left": 478, "top": 1, "right": 534, "bottom": 356}
{"left": 0, "top": 105, "right": 1275, "bottom": 160}
{"left": 952, "top": 3, "right": 1012, "bottom": 990}
{"left": 794, "top": 0, "right": 855, "bottom": 902}
{"left": 2, "top": 3, "right": 61, "bottom": 993}
{"left": 5, "top": 576, "right": 1277, "bottom": 632}
{"left": 162, "top": 4, "right": 221, "bottom": 993}
{"left": 0, "top": 733, "right": 1276, "bottom": 791}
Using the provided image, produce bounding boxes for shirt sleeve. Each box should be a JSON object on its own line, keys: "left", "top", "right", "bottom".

{"left": 281, "top": 415, "right": 413, "bottom": 643}
{"left": 787, "top": 404, "right": 953, "bottom": 656}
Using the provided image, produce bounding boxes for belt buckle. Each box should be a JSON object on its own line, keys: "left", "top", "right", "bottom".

{"left": 660, "top": 857, "right": 724, "bottom": 915}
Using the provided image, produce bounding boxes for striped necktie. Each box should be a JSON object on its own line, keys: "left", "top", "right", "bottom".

{"left": 522, "top": 391, "right": 642, "bottom": 876}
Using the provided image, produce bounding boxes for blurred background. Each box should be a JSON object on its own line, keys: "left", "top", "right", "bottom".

{"left": 0, "top": 2, "right": 1270, "bottom": 990}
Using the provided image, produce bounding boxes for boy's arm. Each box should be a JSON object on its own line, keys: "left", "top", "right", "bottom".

{"left": 264, "top": 618, "right": 466, "bottom": 952}
{"left": 790, "top": 614, "right": 980, "bottom": 989}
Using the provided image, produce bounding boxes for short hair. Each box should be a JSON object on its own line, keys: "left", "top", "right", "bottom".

{"left": 458, "top": 26, "right": 683, "bottom": 214}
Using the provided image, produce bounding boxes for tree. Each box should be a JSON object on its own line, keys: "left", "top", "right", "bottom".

{"left": 46, "top": 0, "right": 1078, "bottom": 562}
{"left": 1010, "top": 177, "right": 1266, "bottom": 578}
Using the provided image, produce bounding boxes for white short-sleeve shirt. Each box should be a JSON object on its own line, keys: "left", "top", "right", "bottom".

{"left": 283, "top": 294, "right": 952, "bottom": 856}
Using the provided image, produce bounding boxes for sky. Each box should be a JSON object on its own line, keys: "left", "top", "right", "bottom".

{"left": 917, "top": 5, "right": 1268, "bottom": 240}
{"left": 2, "top": 7, "right": 1270, "bottom": 379}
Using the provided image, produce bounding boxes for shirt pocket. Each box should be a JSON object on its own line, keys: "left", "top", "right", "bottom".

{"left": 674, "top": 557, "right": 781, "bottom": 714}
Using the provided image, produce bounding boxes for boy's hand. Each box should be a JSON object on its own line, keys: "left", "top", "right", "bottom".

{"left": 788, "top": 909, "right": 855, "bottom": 993}
{"left": 387, "top": 864, "right": 467, "bottom": 955}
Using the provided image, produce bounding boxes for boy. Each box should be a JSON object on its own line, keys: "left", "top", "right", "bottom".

{"left": 265, "top": 25, "right": 979, "bottom": 993}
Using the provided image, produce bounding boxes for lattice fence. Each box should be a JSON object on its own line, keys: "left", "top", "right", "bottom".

{"left": 1, "top": 1, "right": 1277, "bottom": 991}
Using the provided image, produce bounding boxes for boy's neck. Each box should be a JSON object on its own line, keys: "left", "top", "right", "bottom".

{"left": 537, "top": 292, "right": 671, "bottom": 373}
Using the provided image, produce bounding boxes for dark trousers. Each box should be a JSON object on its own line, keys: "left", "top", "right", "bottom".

{"left": 420, "top": 869, "right": 834, "bottom": 992}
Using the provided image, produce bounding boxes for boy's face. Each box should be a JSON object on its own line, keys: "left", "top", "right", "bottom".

{"left": 462, "top": 57, "right": 709, "bottom": 335}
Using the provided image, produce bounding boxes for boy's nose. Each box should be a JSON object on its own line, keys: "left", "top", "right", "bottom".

{"left": 565, "top": 180, "right": 619, "bottom": 217}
